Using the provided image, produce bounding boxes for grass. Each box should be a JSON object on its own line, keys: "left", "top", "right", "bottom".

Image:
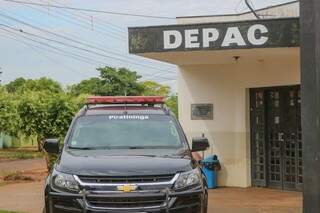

{"left": 0, "top": 210, "right": 22, "bottom": 213}
{"left": 0, "top": 149, "right": 44, "bottom": 161}
{"left": 2, "top": 172, "right": 34, "bottom": 182}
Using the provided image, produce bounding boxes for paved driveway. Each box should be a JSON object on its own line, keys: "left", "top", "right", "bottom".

{"left": 0, "top": 182, "right": 302, "bottom": 213}
{"left": 208, "top": 187, "right": 302, "bottom": 213}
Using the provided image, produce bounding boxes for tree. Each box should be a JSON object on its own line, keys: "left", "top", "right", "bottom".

{"left": 69, "top": 67, "right": 143, "bottom": 96}
{"left": 166, "top": 95, "right": 178, "bottom": 118}
{"left": 140, "top": 81, "right": 170, "bottom": 97}
{"left": 68, "top": 78, "right": 103, "bottom": 96}
{"left": 98, "top": 67, "right": 143, "bottom": 96}
{"left": 46, "top": 93, "right": 79, "bottom": 138}
{"left": 6, "top": 77, "right": 63, "bottom": 94}
{"left": 17, "top": 91, "right": 79, "bottom": 151}
{"left": 0, "top": 91, "right": 20, "bottom": 136}
{"left": 139, "top": 81, "right": 177, "bottom": 117}
{"left": 5, "top": 77, "right": 26, "bottom": 93}
{"left": 17, "top": 92, "right": 50, "bottom": 151}
{"left": 0, "top": 84, "right": 5, "bottom": 93}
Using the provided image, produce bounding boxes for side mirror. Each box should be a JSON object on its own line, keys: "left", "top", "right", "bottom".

{"left": 192, "top": 137, "right": 210, "bottom": 152}
{"left": 43, "top": 139, "right": 60, "bottom": 154}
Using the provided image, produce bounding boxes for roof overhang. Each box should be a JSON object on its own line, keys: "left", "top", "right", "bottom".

{"left": 135, "top": 47, "right": 300, "bottom": 66}
{"left": 128, "top": 18, "right": 300, "bottom": 65}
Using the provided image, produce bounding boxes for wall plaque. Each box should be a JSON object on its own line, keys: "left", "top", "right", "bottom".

{"left": 191, "top": 104, "right": 213, "bottom": 120}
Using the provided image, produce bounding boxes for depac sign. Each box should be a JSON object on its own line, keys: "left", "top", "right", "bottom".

{"left": 128, "top": 18, "right": 300, "bottom": 53}
{"left": 163, "top": 24, "right": 269, "bottom": 50}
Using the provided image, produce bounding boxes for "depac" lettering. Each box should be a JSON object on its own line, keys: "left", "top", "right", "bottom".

{"left": 163, "top": 24, "right": 269, "bottom": 49}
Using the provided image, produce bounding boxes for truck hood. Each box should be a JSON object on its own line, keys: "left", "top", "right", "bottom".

{"left": 56, "top": 149, "right": 195, "bottom": 176}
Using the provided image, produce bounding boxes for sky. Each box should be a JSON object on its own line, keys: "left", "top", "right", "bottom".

{"left": 0, "top": 0, "right": 295, "bottom": 91}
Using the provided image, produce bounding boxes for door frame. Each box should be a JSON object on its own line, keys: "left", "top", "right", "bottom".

{"left": 250, "top": 85, "right": 301, "bottom": 191}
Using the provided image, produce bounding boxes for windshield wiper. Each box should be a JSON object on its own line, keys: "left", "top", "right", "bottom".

{"left": 159, "top": 155, "right": 184, "bottom": 159}
{"left": 128, "top": 146, "right": 146, "bottom": 149}
{"left": 68, "top": 146, "right": 111, "bottom": 150}
{"left": 68, "top": 147, "right": 95, "bottom": 150}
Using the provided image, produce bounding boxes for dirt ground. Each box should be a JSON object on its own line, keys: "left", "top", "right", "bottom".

{"left": 0, "top": 158, "right": 47, "bottom": 213}
{"left": 0, "top": 158, "right": 302, "bottom": 213}
{"left": 0, "top": 181, "right": 44, "bottom": 213}
{"left": 0, "top": 158, "right": 46, "bottom": 174}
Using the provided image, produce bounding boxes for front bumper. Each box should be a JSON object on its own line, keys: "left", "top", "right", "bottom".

{"left": 46, "top": 188, "right": 203, "bottom": 213}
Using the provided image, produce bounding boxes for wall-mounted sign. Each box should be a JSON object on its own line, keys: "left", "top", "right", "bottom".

{"left": 191, "top": 104, "right": 213, "bottom": 120}
{"left": 163, "top": 24, "right": 269, "bottom": 50}
{"left": 129, "top": 18, "right": 299, "bottom": 53}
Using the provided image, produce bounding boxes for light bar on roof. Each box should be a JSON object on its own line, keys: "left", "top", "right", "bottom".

{"left": 86, "top": 96, "right": 165, "bottom": 105}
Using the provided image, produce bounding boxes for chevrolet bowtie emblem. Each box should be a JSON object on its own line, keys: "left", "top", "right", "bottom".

{"left": 117, "top": 184, "right": 138, "bottom": 192}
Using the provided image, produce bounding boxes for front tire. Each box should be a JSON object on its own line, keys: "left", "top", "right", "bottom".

{"left": 202, "top": 189, "right": 208, "bottom": 213}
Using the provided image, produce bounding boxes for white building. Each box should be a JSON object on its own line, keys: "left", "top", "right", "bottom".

{"left": 129, "top": 1, "right": 301, "bottom": 190}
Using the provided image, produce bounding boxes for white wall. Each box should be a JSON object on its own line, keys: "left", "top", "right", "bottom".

{"left": 178, "top": 59, "right": 300, "bottom": 187}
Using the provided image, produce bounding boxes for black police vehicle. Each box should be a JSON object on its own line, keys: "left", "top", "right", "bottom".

{"left": 43, "top": 96, "right": 209, "bottom": 213}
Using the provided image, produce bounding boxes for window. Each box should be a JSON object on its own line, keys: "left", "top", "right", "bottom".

{"left": 68, "top": 115, "right": 183, "bottom": 150}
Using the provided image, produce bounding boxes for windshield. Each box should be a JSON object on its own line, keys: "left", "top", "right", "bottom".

{"left": 67, "top": 115, "right": 184, "bottom": 150}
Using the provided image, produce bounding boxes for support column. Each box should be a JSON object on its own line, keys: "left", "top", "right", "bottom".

{"left": 300, "top": 0, "right": 320, "bottom": 212}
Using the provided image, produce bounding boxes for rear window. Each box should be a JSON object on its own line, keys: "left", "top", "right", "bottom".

{"left": 67, "top": 115, "right": 183, "bottom": 150}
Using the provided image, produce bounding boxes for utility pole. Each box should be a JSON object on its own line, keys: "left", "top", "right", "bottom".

{"left": 300, "top": 0, "right": 320, "bottom": 212}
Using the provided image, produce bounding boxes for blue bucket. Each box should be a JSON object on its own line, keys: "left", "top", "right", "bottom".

{"left": 201, "top": 155, "right": 220, "bottom": 189}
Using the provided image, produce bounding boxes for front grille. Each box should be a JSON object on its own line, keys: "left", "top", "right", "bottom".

{"left": 53, "top": 197, "right": 82, "bottom": 210}
{"left": 87, "top": 196, "right": 166, "bottom": 208}
{"left": 173, "top": 194, "right": 201, "bottom": 207}
{"left": 78, "top": 174, "right": 175, "bottom": 184}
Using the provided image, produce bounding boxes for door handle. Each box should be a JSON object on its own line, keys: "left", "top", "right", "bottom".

{"left": 278, "top": 133, "right": 284, "bottom": 141}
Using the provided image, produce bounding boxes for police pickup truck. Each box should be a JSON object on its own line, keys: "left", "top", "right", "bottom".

{"left": 43, "top": 96, "right": 209, "bottom": 213}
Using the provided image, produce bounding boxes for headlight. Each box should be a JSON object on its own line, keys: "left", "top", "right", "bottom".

{"left": 174, "top": 169, "right": 201, "bottom": 189}
{"left": 51, "top": 170, "right": 79, "bottom": 193}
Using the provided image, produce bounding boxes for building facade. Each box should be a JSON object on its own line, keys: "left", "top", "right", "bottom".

{"left": 128, "top": 1, "right": 301, "bottom": 190}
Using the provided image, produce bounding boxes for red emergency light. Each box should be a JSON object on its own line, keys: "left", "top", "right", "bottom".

{"left": 86, "top": 96, "right": 166, "bottom": 105}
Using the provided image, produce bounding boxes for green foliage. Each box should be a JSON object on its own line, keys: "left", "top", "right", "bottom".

{"left": 47, "top": 153, "right": 58, "bottom": 171}
{"left": 140, "top": 81, "right": 170, "bottom": 97}
{"left": 6, "top": 77, "right": 63, "bottom": 94}
{"left": 72, "top": 93, "right": 89, "bottom": 109}
{"left": 166, "top": 95, "right": 178, "bottom": 118}
{"left": 1, "top": 68, "right": 177, "bottom": 153}
{"left": 98, "top": 67, "right": 143, "bottom": 95}
{"left": 17, "top": 92, "right": 50, "bottom": 139}
{"left": 0, "top": 84, "right": 5, "bottom": 93}
{"left": 69, "top": 67, "right": 143, "bottom": 96}
{"left": 0, "top": 210, "right": 22, "bottom": 213}
{"left": 0, "top": 91, "right": 20, "bottom": 136}
{"left": 46, "top": 93, "right": 79, "bottom": 138}
{"left": 5, "top": 77, "right": 26, "bottom": 93}
{"left": 0, "top": 149, "right": 44, "bottom": 161}
{"left": 139, "top": 81, "right": 178, "bottom": 117}
{"left": 68, "top": 77, "right": 102, "bottom": 96}
{"left": 17, "top": 92, "right": 79, "bottom": 141}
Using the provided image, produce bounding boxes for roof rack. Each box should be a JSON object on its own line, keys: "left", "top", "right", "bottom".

{"left": 86, "top": 96, "right": 166, "bottom": 105}
{"left": 81, "top": 96, "right": 171, "bottom": 116}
